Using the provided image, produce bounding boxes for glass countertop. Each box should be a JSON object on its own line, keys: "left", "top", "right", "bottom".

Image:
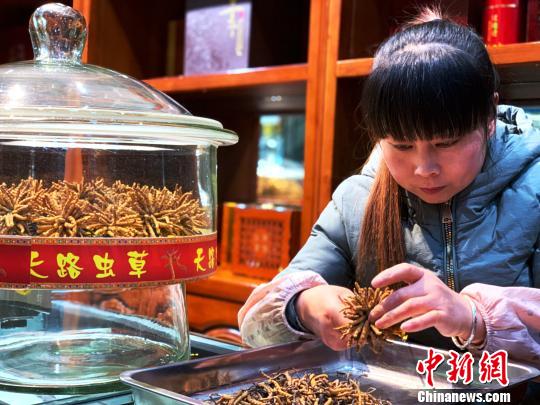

{"left": 0, "top": 333, "right": 243, "bottom": 405}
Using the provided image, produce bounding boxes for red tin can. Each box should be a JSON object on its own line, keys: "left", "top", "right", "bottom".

{"left": 484, "top": 0, "right": 522, "bottom": 45}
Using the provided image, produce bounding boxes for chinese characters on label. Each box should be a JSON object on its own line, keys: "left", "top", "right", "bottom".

{"left": 57, "top": 252, "right": 82, "bottom": 279}
{"left": 416, "top": 348, "right": 509, "bottom": 388}
{"left": 92, "top": 252, "right": 115, "bottom": 278}
{"left": 128, "top": 250, "right": 148, "bottom": 278}
{"left": 30, "top": 251, "right": 46, "bottom": 279}
{"left": 193, "top": 246, "right": 216, "bottom": 272}
{"left": 28, "top": 244, "right": 217, "bottom": 282}
{"left": 194, "top": 247, "right": 206, "bottom": 271}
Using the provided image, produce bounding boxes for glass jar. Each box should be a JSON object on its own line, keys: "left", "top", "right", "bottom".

{"left": 0, "top": 3, "right": 237, "bottom": 394}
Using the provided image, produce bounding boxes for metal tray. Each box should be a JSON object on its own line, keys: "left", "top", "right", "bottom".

{"left": 120, "top": 339, "right": 540, "bottom": 405}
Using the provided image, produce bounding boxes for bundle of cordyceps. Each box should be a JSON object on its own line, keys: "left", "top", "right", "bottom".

{"left": 207, "top": 371, "right": 391, "bottom": 405}
{"left": 336, "top": 282, "right": 408, "bottom": 353}
{"left": 0, "top": 177, "right": 208, "bottom": 237}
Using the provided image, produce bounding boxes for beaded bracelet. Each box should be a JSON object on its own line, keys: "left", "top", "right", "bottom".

{"left": 451, "top": 296, "right": 477, "bottom": 350}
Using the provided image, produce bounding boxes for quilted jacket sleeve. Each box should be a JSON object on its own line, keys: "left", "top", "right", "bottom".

{"left": 238, "top": 150, "right": 380, "bottom": 347}
{"left": 238, "top": 197, "right": 356, "bottom": 347}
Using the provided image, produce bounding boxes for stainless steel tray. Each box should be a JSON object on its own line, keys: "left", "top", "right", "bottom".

{"left": 120, "top": 339, "right": 540, "bottom": 405}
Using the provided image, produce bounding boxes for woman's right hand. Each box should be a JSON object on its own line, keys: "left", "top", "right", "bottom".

{"left": 296, "top": 284, "right": 355, "bottom": 351}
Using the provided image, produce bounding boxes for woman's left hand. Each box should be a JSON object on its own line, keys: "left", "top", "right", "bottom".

{"left": 369, "top": 263, "right": 473, "bottom": 340}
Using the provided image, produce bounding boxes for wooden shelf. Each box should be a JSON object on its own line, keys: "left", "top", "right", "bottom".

{"left": 336, "top": 42, "right": 540, "bottom": 79}
{"left": 488, "top": 42, "right": 540, "bottom": 65}
{"left": 336, "top": 58, "right": 373, "bottom": 78}
{"left": 145, "top": 64, "right": 308, "bottom": 93}
{"left": 186, "top": 268, "right": 261, "bottom": 303}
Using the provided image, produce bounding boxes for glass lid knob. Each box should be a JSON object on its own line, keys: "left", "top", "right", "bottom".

{"left": 29, "top": 2, "right": 86, "bottom": 64}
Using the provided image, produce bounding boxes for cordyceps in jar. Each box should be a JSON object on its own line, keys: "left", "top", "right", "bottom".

{"left": 0, "top": 3, "right": 237, "bottom": 394}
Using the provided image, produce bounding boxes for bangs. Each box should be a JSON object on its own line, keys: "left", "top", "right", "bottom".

{"left": 362, "top": 45, "right": 494, "bottom": 142}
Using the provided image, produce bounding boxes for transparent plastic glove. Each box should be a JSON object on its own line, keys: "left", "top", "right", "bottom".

{"left": 297, "top": 284, "right": 355, "bottom": 350}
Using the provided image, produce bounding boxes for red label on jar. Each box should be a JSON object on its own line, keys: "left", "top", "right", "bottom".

{"left": 0, "top": 233, "right": 217, "bottom": 288}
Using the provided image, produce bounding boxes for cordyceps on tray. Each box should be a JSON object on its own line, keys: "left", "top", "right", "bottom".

{"left": 0, "top": 177, "right": 209, "bottom": 237}
{"left": 336, "top": 282, "right": 408, "bottom": 353}
{"left": 207, "top": 371, "right": 391, "bottom": 405}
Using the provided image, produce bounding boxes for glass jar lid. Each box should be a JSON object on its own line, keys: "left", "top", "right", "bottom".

{"left": 0, "top": 3, "right": 238, "bottom": 146}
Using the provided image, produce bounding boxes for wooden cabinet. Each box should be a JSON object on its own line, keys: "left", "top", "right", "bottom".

{"left": 3, "top": 0, "right": 540, "bottom": 341}
{"left": 185, "top": 269, "right": 260, "bottom": 345}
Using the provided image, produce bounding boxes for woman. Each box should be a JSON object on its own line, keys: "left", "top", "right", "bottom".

{"left": 238, "top": 11, "right": 540, "bottom": 363}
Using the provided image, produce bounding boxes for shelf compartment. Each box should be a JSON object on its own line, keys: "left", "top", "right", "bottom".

{"left": 338, "top": 0, "right": 472, "bottom": 61}
{"left": 331, "top": 77, "right": 372, "bottom": 192}
{"left": 80, "top": 0, "right": 309, "bottom": 80}
{"left": 164, "top": 82, "right": 306, "bottom": 205}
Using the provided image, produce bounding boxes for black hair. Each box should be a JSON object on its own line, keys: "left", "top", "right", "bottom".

{"left": 357, "top": 16, "right": 500, "bottom": 278}
{"left": 361, "top": 19, "right": 499, "bottom": 142}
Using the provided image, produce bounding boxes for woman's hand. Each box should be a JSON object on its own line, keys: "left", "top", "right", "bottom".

{"left": 296, "top": 285, "right": 354, "bottom": 351}
{"left": 369, "top": 263, "right": 485, "bottom": 343}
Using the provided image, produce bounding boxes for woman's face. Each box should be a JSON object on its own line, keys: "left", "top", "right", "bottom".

{"left": 379, "top": 129, "right": 487, "bottom": 204}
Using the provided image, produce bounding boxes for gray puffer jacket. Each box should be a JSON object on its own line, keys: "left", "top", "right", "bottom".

{"left": 239, "top": 105, "right": 540, "bottom": 350}
{"left": 285, "top": 105, "right": 538, "bottom": 284}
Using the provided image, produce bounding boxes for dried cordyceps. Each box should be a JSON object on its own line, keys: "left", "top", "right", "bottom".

{"left": 52, "top": 177, "right": 105, "bottom": 203}
{"left": 84, "top": 194, "right": 144, "bottom": 237}
{"left": 336, "top": 282, "right": 408, "bottom": 353}
{"left": 33, "top": 188, "right": 90, "bottom": 237}
{"left": 0, "top": 177, "right": 209, "bottom": 238}
{"left": 0, "top": 178, "right": 44, "bottom": 235}
{"left": 111, "top": 180, "right": 131, "bottom": 195}
{"left": 207, "top": 371, "right": 391, "bottom": 405}
{"left": 128, "top": 184, "right": 209, "bottom": 237}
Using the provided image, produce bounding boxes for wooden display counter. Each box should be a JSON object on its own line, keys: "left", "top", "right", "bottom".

{"left": 186, "top": 268, "right": 262, "bottom": 345}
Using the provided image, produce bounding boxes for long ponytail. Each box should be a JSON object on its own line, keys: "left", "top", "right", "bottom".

{"left": 357, "top": 160, "right": 405, "bottom": 277}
